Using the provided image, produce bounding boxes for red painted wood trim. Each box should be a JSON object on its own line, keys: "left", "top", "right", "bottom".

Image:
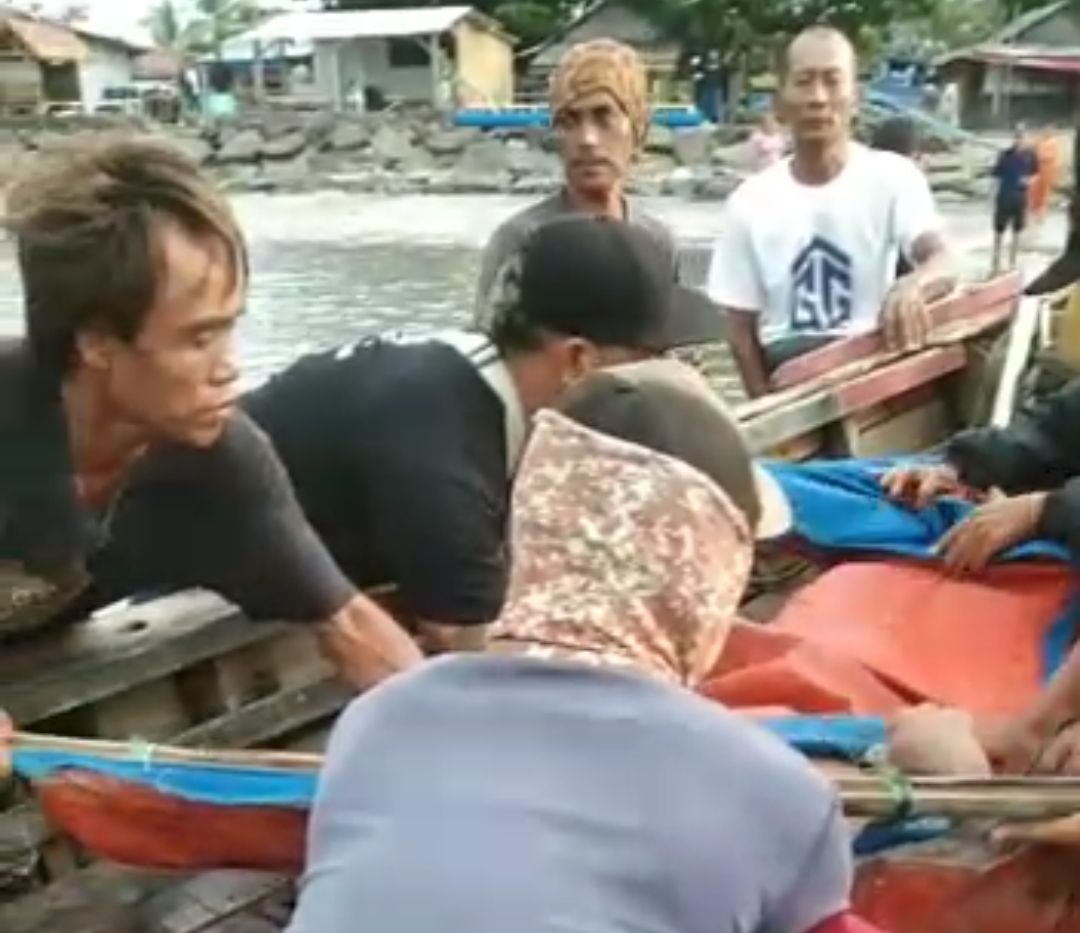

{"left": 771, "top": 273, "right": 1021, "bottom": 391}
{"left": 833, "top": 347, "right": 966, "bottom": 414}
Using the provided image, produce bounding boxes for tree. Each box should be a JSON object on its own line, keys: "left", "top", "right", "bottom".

{"left": 623, "top": 0, "right": 941, "bottom": 70}
{"left": 143, "top": 0, "right": 269, "bottom": 55}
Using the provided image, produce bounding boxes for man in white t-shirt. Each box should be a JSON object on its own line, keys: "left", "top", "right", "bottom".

{"left": 707, "top": 27, "right": 956, "bottom": 398}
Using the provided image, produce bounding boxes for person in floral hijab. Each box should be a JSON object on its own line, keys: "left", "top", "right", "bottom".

{"left": 288, "top": 355, "right": 868, "bottom": 933}
{"left": 489, "top": 357, "right": 791, "bottom": 686}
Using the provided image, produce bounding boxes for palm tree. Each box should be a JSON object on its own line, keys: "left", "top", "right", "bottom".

{"left": 143, "top": 0, "right": 268, "bottom": 56}
{"left": 144, "top": 0, "right": 188, "bottom": 50}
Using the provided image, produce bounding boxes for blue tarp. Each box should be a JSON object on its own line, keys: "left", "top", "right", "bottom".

{"left": 11, "top": 459, "right": 1077, "bottom": 854}
{"left": 765, "top": 457, "right": 1080, "bottom": 682}
{"left": 766, "top": 457, "right": 1069, "bottom": 563}
{"left": 13, "top": 747, "right": 318, "bottom": 808}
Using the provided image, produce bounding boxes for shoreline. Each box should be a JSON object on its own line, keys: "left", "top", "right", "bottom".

{"left": 0, "top": 108, "right": 1033, "bottom": 205}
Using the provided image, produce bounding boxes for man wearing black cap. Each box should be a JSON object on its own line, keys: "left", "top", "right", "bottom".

{"left": 242, "top": 215, "right": 724, "bottom": 654}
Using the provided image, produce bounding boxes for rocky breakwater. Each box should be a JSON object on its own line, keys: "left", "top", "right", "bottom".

{"left": 0, "top": 108, "right": 1029, "bottom": 202}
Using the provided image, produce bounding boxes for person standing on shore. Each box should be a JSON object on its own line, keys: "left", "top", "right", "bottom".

{"left": 706, "top": 26, "right": 955, "bottom": 399}
{"left": 472, "top": 40, "right": 681, "bottom": 322}
{"left": 990, "top": 125, "right": 1038, "bottom": 274}
{"left": 1024, "top": 125, "right": 1080, "bottom": 298}
{"left": 0, "top": 138, "right": 421, "bottom": 690}
{"left": 1028, "top": 128, "right": 1059, "bottom": 228}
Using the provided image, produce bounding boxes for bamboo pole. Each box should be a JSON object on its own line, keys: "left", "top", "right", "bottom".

{"left": 9, "top": 730, "right": 1080, "bottom": 824}
{"left": 9, "top": 732, "right": 322, "bottom": 772}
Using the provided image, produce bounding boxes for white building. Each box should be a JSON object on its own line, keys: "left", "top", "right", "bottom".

{"left": 73, "top": 25, "right": 153, "bottom": 110}
{"left": 227, "top": 5, "right": 515, "bottom": 108}
{"left": 0, "top": 11, "right": 151, "bottom": 113}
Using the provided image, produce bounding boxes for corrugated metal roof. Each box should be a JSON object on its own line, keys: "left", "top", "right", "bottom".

{"left": 1, "top": 15, "right": 88, "bottom": 63}
{"left": 237, "top": 6, "right": 484, "bottom": 45}
{"left": 935, "top": 41, "right": 1080, "bottom": 73}
{"left": 994, "top": 1, "right": 1065, "bottom": 42}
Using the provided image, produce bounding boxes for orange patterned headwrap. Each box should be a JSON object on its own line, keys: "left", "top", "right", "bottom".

{"left": 549, "top": 39, "right": 650, "bottom": 146}
{"left": 490, "top": 410, "right": 750, "bottom": 688}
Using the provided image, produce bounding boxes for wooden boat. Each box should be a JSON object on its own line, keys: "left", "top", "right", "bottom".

{"left": 0, "top": 270, "right": 1044, "bottom": 932}
{"left": 451, "top": 103, "right": 705, "bottom": 130}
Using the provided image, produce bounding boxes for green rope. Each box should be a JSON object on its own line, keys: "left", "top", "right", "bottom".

{"left": 128, "top": 736, "right": 157, "bottom": 770}
{"left": 860, "top": 744, "right": 915, "bottom": 822}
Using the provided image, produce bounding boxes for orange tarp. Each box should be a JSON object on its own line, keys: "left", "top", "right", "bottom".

{"left": 702, "top": 560, "right": 1075, "bottom": 718}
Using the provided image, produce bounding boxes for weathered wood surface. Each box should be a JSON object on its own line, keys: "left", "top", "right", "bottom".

{"left": 0, "top": 587, "right": 347, "bottom": 933}
{"left": 737, "top": 277, "right": 1019, "bottom": 458}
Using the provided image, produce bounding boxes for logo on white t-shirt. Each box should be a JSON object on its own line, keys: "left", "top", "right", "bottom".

{"left": 789, "top": 235, "right": 853, "bottom": 332}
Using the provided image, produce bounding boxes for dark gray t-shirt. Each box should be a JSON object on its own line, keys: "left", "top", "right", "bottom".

{"left": 473, "top": 192, "right": 679, "bottom": 327}
{"left": 0, "top": 341, "right": 355, "bottom": 633}
{"left": 287, "top": 655, "right": 852, "bottom": 933}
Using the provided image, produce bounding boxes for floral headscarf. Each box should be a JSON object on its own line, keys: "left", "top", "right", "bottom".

{"left": 549, "top": 39, "right": 650, "bottom": 146}
{"left": 490, "top": 410, "right": 752, "bottom": 687}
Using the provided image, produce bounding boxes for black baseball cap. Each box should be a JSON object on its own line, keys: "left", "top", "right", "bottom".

{"left": 491, "top": 214, "right": 725, "bottom": 350}
{"left": 555, "top": 358, "right": 792, "bottom": 540}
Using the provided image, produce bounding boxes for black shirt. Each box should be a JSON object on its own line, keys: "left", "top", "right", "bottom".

{"left": 242, "top": 332, "right": 515, "bottom": 627}
{"left": 945, "top": 379, "right": 1080, "bottom": 559}
{"left": 0, "top": 342, "right": 355, "bottom": 634}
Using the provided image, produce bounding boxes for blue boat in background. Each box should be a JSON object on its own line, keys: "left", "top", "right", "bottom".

{"left": 453, "top": 103, "right": 706, "bottom": 130}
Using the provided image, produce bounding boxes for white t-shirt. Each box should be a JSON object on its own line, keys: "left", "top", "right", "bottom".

{"left": 706, "top": 144, "right": 940, "bottom": 345}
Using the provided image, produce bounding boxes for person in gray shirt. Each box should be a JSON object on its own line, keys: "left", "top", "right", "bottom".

{"left": 286, "top": 361, "right": 882, "bottom": 933}
{"left": 474, "top": 39, "right": 678, "bottom": 326}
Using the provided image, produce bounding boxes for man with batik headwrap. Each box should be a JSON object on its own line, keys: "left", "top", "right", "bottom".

{"left": 472, "top": 39, "right": 680, "bottom": 325}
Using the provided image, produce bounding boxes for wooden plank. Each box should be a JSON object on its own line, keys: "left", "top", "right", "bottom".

{"left": 0, "top": 592, "right": 289, "bottom": 726}
{"left": 741, "top": 346, "right": 968, "bottom": 454}
{"left": 0, "top": 863, "right": 175, "bottom": 933}
{"left": 0, "top": 676, "right": 347, "bottom": 855}
{"left": 771, "top": 273, "right": 1021, "bottom": 390}
{"left": 175, "top": 677, "right": 349, "bottom": 750}
{"left": 141, "top": 871, "right": 292, "bottom": 933}
{"left": 0, "top": 677, "right": 349, "bottom": 932}
{"left": 742, "top": 390, "right": 842, "bottom": 453}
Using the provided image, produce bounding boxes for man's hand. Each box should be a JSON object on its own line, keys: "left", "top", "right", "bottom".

{"left": 935, "top": 492, "right": 1047, "bottom": 574}
{"left": 318, "top": 594, "right": 424, "bottom": 691}
{"left": 880, "top": 463, "right": 963, "bottom": 510}
{"left": 1025, "top": 720, "right": 1080, "bottom": 775}
{"left": 974, "top": 715, "right": 1047, "bottom": 773}
{"left": 987, "top": 722, "right": 1080, "bottom": 848}
{"left": 881, "top": 274, "right": 932, "bottom": 351}
{"left": 415, "top": 621, "right": 488, "bottom": 656}
{"left": 886, "top": 704, "right": 992, "bottom": 776}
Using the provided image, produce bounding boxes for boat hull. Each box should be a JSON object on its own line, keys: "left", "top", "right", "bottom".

{"left": 38, "top": 770, "right": 307, "bottom": 876}
{"left": 37, "top": 770, "right": 1080, "bottom": 933}
{"left": 0, "top": 274, "right": 1026, "bottom": 931}
{"left": 855, "top": 839, "right": 1080, "bottom": 933}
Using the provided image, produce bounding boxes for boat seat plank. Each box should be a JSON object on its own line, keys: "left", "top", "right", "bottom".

{"left": 0, "top": 861, "right": 174, "bottom": 933}
{"left": 0, "top": 676, "right": 349, "bottom": 931}
{"left": 742, "top": 347, "right": 966, "bottom": 454}
{"left": 0, "top": 592, "right": 288, "bottom": 725}
{"left": 772, "top": 273, "right": 1021, "bottom": 390}
{"left": 142, "top": 871, "right": 291, "bottom": 933}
